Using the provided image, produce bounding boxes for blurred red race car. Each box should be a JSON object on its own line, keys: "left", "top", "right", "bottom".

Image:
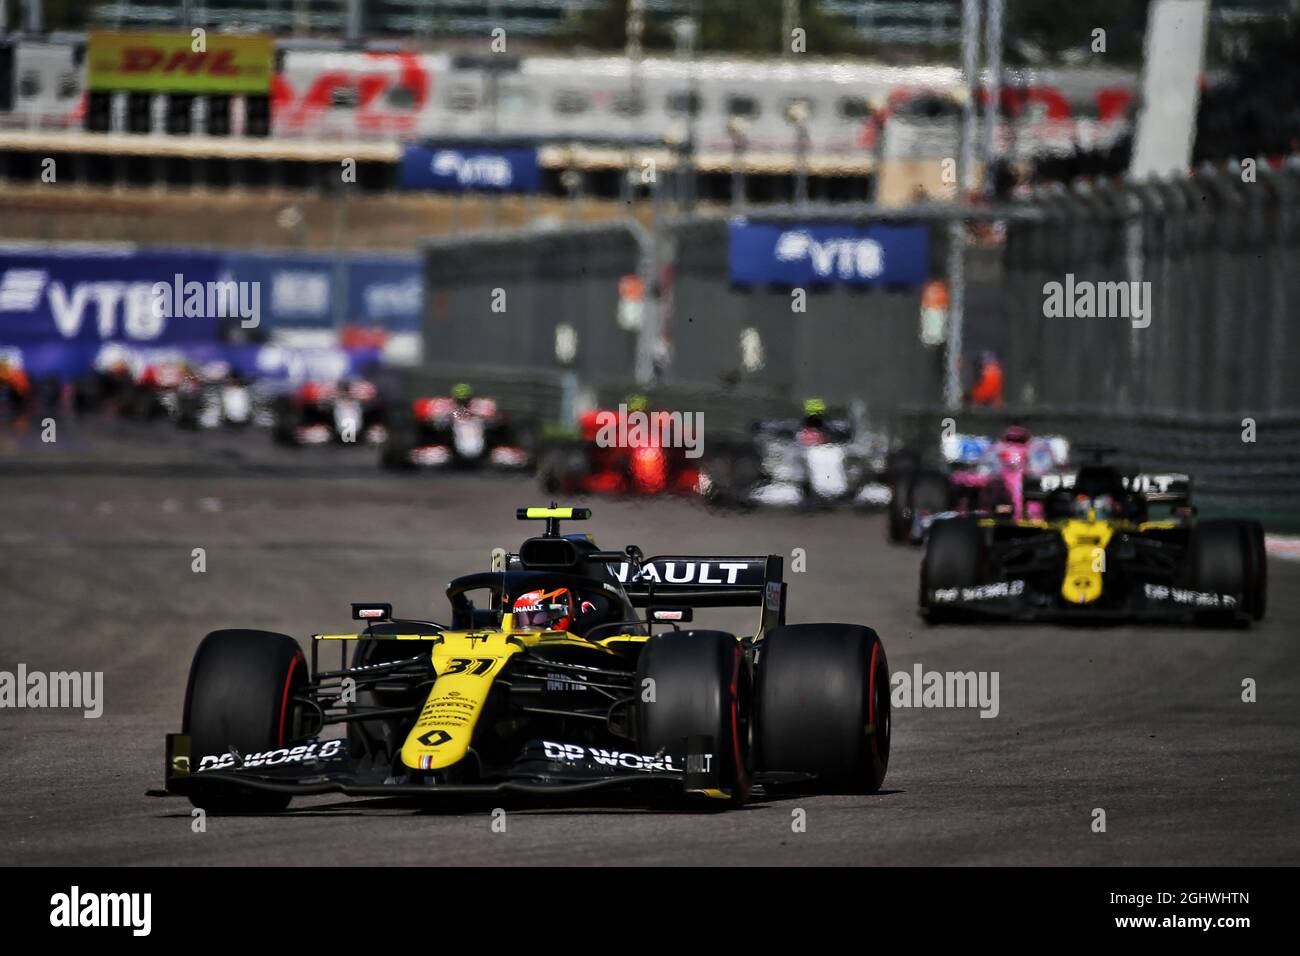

{"left": 539, "top": 401, "right": 702, "bottom": 497}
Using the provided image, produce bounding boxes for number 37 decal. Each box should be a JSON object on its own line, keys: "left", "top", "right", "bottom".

{"left": 443, "top": 657, "right": 495, "bottom": 676}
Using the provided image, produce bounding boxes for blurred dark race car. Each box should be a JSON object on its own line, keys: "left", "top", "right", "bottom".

{"left": 539, "top": 398, "right": 702, "bottom": 497}
{"left": 919, "top": 452, "right": 1267, "bottom": 627}
{"left": 72, "top": 352, "right": 135, "bottom": 416}
{"left": 0, "top": 353, "right": 34, "bottom": 422}
{"left": 128, "top": 361, "right": 190, "bottom": 421}
{"left": 702, "top": 399, "right": 895, "bottom": 509}
{"left": 381, "top": 383, "right": 532, "bottom": 471}
{"left": 71, "top": 347, "right": 188, "bottom": 422}
{"left": 174, "top": 361, "right": 256, "bottom": 430}
{"left": 271, "top": 378, "right": 387, "bottom": 446}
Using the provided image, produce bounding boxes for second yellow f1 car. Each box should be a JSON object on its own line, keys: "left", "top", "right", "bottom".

{"left": 919, "top": 456, "right": 1267, "bottom": 626}
{"left": 165, "top": 506, "right": 891, "bottom": 811}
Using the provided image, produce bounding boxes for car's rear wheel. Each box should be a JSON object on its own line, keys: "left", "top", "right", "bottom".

{"left": 892, "top": 469, "right": 949, "bottom": 544}
{"left": 183, "top": 629, "right": 307, "bottom": 813}
{"left": 887, "top": 473, "right": 912, "bottom": 542}
{"left": 911, "top": 470, "right": 950, "bottom": 518}
{"left": 702, "top": 444, "right": 761, "bottom": 508}
{"left": 1192, "top": 520, "right": 1253, "bottom": 628}
{"left": 756, "top": 623, "right": 889, "bottom": 793}
{"left": 380, "top": 406, "right": 418, "bottom": 470}
{"left": 921, "top": 516, "right": 984, "bottom": 622}
{"left": 270, "top": 397, "right": 301, "bottom": 446}
{"left": 539, "top": 442, "right": 588, "bottom": 495}
{"left": 1245, "top": 520, "right": 1267, "bottom": 621}
{"left": 635, "top": 630, "right": 751, "bottom": 806}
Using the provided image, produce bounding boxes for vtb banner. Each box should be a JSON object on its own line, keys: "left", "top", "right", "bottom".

{"left": 0, "top": 247, "right": 227, "bottom": 345}
{"left": 728, "top": 220, "right": 930, "bottom": 288}
{"left": 87, "top": 31, "right": 274, "bottom": 94}
{"left": 0, "top": 245, "right": 422, "bottom": 377}
{"left": 399, "top": 145, "right": 542, "bottom": 193}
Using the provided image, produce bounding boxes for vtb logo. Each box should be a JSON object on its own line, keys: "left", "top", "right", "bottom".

{"left": 119, "top": 47, "right": 242, "bottom": 76}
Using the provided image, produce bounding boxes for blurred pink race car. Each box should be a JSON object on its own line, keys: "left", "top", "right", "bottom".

{"left": 888, "top": 426, "right": 1070, "bottom": 544}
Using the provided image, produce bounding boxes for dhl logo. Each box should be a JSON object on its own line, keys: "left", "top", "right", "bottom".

{"left": 87, "top": 32, "right": 272, "bottom": 94}
{"left": 117, "top": 48, "right": 247, "bottom": 77}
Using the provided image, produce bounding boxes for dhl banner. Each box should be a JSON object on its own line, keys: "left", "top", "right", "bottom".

{"left": 88, "top": 32, "right": 274, "bottom": 94}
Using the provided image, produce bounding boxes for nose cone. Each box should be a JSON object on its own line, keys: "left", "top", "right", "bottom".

{"left": 1062, "top": 570, "right": 1104, "bottom": 604}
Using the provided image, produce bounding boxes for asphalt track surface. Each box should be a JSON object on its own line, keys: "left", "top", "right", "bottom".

{"left": 2, "top": 424, "right": 1299, "bottom": 866}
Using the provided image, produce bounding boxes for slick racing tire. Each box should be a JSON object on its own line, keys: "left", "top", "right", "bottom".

{"left": 884, "top": 449, "right": 921, "bottom": 540}
{"left": 1245, "top": 519, "right": 1267, "bottom": 621}
{"left": 183, "top": 629, "right": 307, "bottom": 813}
{"left": 909, "top": 470, "right": 950, "bottom": 524}
{"left": 635, "top": 630, "right": 751, "bottom": 806}
{"left": 890, "top": 469, "right": 948, "bottom": 544}
{"left": 756, "top": 624, "right": 889, "bottom": 794}
{"left": 702, "top": 445, "right": 762, "bottom": 509}
{"left": 920, "top": 516, "right": 984, "bottom": 622}
{"left": 174, "top": 394, "right": 201, "bottom": 430}
{"left": 886, "top": 482, "right": 911, "bottom": 542}
{"left": 270, "top": 396, "right": 301, "bottom": 447}
{"left": 540, "top": 442, "right": 588, "bottom": 495}
{"left": 380, "top": 406, "right": 418, "bottom": 470}
{"left": 886, "top": 448, "right": 920, "bottom": 485}
{"left": 1192, "top": 520, "right": 1254, "bottom": 628}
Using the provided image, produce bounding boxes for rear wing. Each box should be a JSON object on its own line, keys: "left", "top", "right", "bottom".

{"left": 941, "top": 433, "right": 992, "bottom": 465}
{"left": 1027, "top": 472, "right": 1192, "bottom": 504}
{"left": 941, "top": 433, "right": 1071, "bottom": 468}
{"left": 753, "top": 418, "right": 854, "bottom": 442}
{"left": 610, "top": 554, "right": 786, "bottom": 634}
{"left": 1126, "top": 472, "right": 1192, "bottom": 503}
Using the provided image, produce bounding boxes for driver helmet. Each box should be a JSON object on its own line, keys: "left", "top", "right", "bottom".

{"left": 511, "top": 588, "right": 595, "bottom": 632}
{"left": 451, "top": 382, "right": 473, "bottom": 406}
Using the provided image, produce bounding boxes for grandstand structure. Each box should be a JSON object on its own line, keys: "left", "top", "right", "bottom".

{"left": 0, "top": 0, "right": 1294, "bottom": 202}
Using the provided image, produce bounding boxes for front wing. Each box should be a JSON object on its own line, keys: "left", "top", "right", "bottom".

{"left": 923, "top": 578, "right": 1249, "bottom": 624}
{"left": 164, "top": 735, "right": 730, "bottom": 801}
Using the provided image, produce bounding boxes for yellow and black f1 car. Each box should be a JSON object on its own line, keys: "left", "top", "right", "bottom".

{"left": 919, "top": 457, "right": 1267, "bottom": 626}
{"left": 165, "top": 507, "right": 890, "bottom": 812}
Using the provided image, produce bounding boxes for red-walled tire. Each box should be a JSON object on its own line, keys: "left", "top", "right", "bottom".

{"left": 756, "top": 623, "right": 890, "bottom": 793}
{"left": 183, "top": 629, "right": 306, "bottom": 813}
{"left": 635, "top": 630, "right": 751, "bottom": 806}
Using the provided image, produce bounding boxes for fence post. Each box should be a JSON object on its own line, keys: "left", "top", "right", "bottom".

{"left": 1259, "top": 164, "right": 1297, "bottom": 413}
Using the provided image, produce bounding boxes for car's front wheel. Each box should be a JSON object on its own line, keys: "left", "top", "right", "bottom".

{"left": 183, "top": 629, "right": 307, "bottom": 813}
{"left": 921, "top": 516, "right": 984, "bottom": 622}
{"left": 1192, "top": 520, "right": 1256, "bottom": 628}
{"left": 635, "top": 630, "right": 751, "bottom": 805}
